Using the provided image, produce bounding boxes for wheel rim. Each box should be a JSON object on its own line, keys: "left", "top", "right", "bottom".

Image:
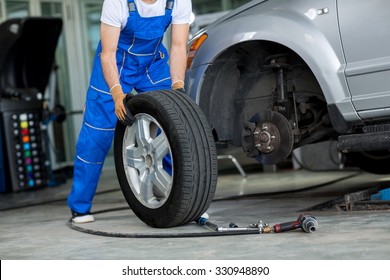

{"left": 122, "top": 113, "right": 173, "bottom": 209}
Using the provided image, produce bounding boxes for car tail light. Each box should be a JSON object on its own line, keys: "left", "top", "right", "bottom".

{"left": 186, "top": 33, "right": 208, "bottom": 70}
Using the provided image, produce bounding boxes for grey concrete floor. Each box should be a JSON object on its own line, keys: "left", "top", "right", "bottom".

{"left": 1, "top": 160, "right": 390, "bottom": 260}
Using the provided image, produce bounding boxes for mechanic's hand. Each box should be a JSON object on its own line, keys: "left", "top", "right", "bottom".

{"left": 121, "top": 94, "right": 135, "bottom": 126}
{"left": 172, "top": 80, "right": 185, "bottom": 93}
{"left": 111, "top": 86, "right": 126, "bottom": 121}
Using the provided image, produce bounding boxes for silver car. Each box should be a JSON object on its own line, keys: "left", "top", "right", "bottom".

{"left": 185, "top": 0, "right": 390, "bottom": 174}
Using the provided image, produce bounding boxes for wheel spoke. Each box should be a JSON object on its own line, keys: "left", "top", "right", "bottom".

{"left": 151, "top": 168, "right": 171, "bottom": 197}
{"left": 125, "top": 167, "right": 141, "bottom": 194}
{"left": 139, "top": 170, "right": 154, "bottom": 203}
{"left": 135, "top": 118, "right": 151, "bottom": 148}
{"left": 152, "top": 133, "right": 169, "bottom": 161}
{"left": 126, "top": 146, "right": 144, "bottom": 169}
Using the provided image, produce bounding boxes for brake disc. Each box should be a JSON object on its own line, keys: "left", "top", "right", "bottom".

{"left": 254, "top": 111, "right": 294, "bottom": 165}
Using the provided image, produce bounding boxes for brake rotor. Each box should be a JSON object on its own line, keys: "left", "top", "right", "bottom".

{"left": 254, "top": 111, "right": 294, "bottom": 165}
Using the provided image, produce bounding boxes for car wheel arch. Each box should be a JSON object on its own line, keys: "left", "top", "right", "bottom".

{"left": 196, "top": 39, "right": 327, "bottom": 146}
{"left": 194, "top": 12, "right": 348, "bottom": 108}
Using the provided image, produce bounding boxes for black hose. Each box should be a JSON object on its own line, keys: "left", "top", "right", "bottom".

{"left": 66, "top": 172, "right": 361, "bottom": 238}
{"left": 68, "top": 206, "right": 262, "bottom": 238}
{"left": 67, "top": 220, "right": 260, "bottom": 238}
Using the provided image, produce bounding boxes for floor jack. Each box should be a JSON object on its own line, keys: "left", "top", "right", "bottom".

{"left": 196, "top": 213, "right": 318, "bottom": 234}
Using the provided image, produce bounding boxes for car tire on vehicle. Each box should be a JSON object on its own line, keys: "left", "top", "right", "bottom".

{"left": 114, "top": 90, "right": 218, "bottom": 228}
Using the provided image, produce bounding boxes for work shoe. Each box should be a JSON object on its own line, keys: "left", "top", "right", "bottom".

{"left": 71, "top": 210, "right": 95, "bottom": 224}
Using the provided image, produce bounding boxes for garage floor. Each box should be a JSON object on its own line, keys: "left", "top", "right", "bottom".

{"left": 1, "top": 157, "right": 390, "bottom": 260}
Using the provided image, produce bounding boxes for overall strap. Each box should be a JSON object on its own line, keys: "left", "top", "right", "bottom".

{"left": 128, "top": 1, "right": 172, "bottom": 14}
{"left": 128, "top": 0, "right": 136, "bottom": 13}
{"left": 166, "top": 0, "right": 174, "bottom": 11}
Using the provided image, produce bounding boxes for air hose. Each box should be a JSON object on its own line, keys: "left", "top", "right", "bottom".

{"left": 67, "top": 207, "right": 318, "bottom": 238}
{"left": 67, "top": 207, "right": 261, "bottom": 238}
{"left": 67, "top": 219, "right": 261, "bottom": 238}
{"left": 65, "top": 172, "right": 359, "bottom": 238}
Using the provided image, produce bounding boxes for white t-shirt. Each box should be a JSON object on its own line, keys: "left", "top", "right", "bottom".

{"left": 101, "top": 0, "right": 192, "bottom": 30}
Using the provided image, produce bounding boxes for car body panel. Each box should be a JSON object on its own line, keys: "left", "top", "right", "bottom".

{"left": 338, "top": 0, "right": 390, "bottom": 117}
{"left": 187, "top": 0, "right": 368, "bottom": 123}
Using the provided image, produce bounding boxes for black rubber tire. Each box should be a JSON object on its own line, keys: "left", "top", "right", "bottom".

{"left": 345, "top": 151, "right": 390, "bottom": 175}
{"left": 114, "top": 90, "right": 218, "bottom": 228}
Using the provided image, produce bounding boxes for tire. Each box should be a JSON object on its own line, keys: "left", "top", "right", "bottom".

{"left": 346, "top": 151, "right": 390, "bottom": 174}
{"left": 114, "top": 90, "right": 218, "bottom": 228}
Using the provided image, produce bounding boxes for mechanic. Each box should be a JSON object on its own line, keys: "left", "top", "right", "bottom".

{"left": 67, "top": 0, "right": 192, "bottom": 223}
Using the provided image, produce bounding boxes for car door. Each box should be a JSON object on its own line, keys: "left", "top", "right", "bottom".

{"left": 337, "top": 0, "right": 390, "bottom": 119}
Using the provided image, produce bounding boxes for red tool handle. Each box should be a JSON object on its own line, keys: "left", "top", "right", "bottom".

{"left": 273, "top": 220, "right": 301, "bottom": 233}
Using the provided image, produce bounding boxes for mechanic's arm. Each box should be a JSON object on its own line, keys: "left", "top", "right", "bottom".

{"left": 170, "top": 23, "right": 189, "bottom": 91}
{"left": 100, "top": 22, "right": 126, "bottom": 121}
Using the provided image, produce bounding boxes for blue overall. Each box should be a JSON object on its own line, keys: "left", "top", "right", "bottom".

{"left": 68, "top": 0, "right": 174, "bottom": 214}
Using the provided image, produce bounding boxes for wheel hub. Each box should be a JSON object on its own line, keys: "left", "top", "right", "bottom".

{"left": 252, "top": 111, "right": 294, "bottom": 165}
{"left": 254, "top": 122, "right": 280, "bottom": 154}
{"left": 145, "top": 154, "right": 153, "bottom": 168}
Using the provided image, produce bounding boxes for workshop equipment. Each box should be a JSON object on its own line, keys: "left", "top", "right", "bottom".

{"left": 197, "top": 215, "right": 268, "bottom": 234}
{"left": 0, "top": 17, "right": 62, "bottom": 192}
{"left": 197, "top": 213, "right": 318, "bottom": 234}
{"left": 371, "top": 187, "right": 390, "bottom": 201}
{"left": 0, "top": 101, "right": 47, "bottom": 192}
{"left": 273, "top": 214, "right": 318, "bottom": 233}
{"left": 304, "top": 186, "right": 390, "bottom": 211}
{"left": 68, "top": 209, "right": 319, "bottom": 238}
